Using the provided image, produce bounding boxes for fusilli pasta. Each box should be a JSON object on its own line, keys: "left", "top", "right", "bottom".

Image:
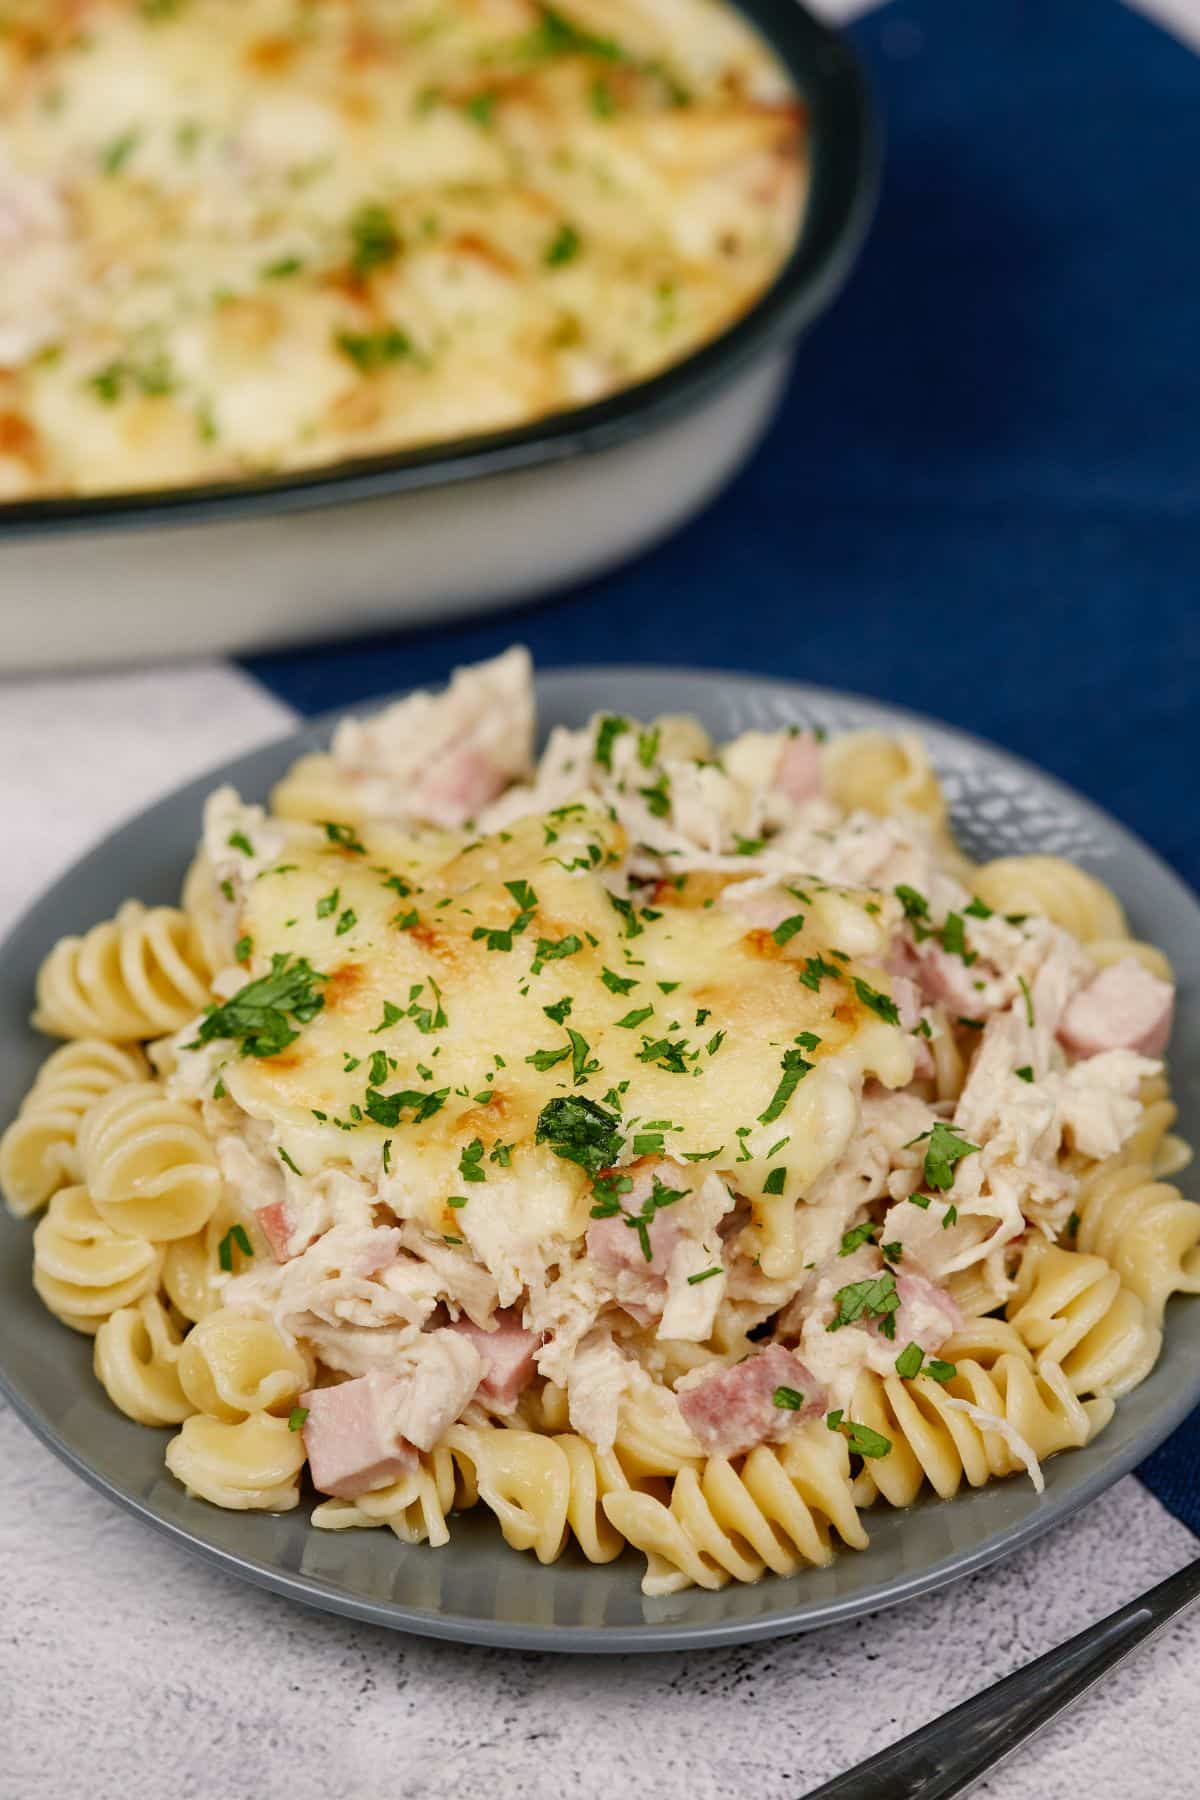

{"left": 0, "top": 1038, "right": 147, "bottom": 1217}
{"left": 79, "top": 1081, "right": 222, "bottom": 1242}
{"left": 33, "top": 901, "right": 212, "bottom": 1041}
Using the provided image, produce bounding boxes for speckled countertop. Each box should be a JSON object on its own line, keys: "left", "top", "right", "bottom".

{"left": 2, "top": 663, "right": 1199, "bottom": 1800}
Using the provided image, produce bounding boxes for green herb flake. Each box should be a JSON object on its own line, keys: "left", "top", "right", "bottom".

{"left": 535, "top": 1095, "right": 623, "bottom": 1176}
{"left": 227, "top": 830, "right": 254, "bottom": 856}
{"left": 288, "top": 1406, "right": 309, "bottom": 1432}
{"left": 895, "top": 1342, "right": 924, "bottom": 1379}
{"left": 616, "top": 1004, "right": 655, "bottom": 1029}
{"left": 1015, "top": 1064, "right": 1035, "bottom": 1083}
{"left": 839, "top": 1222, "right": 877, "bottom": 1257}
{"left": 192, "top": 954, "right": 326, "bottom": 1060}
{"left": 217, "top": 1222, "right": 253, "bottom": 1273}
{"left": 758, "top": 1047, "right": 814, "bottom": 1124}
{"left": 853, "top": 978, "right": 901, "bottom": 1025}
{"left": 545, "top": 222, "right": 582, "bottom": 267}
{"left": 772, "top": 913, "right": 805, "bottom": 946}
{"left": 772, "top": 1385, "right": 804, "bottom": 1411}
{"left": 828, "top": 1270, "right": 900, "bottom": 1337}
{"left": 905, "top": 1121, "right": 981, "bottom": 1191}
{"left": 762, "top": 1167, "right": 787, "bottom": 1196}
{"left": 335, "top": 908, "right": 357, "bottom": 937}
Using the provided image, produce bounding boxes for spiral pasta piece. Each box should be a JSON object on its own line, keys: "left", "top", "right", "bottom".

{"left": 165, "top": 1412, "right": 306, "bottom": 1511}
{"left": 971, "top": 856, "right": 1127, "bottom": 942}
{"left": 177, "top": 1309, "right": 312, "bottom": 1421}
{"left": 1074, "top": 1159, "right": 1200, "bottom": 1324}
{"left": 30, "top": 1188, "right": 162, "bottom": 1332}
{"left": 79, "top": 1081, "right": 222, "bottom": 1242}
{"left": 33, "top": 900, "right": 212, "bottom": 1041}
{"left": 313, "top": 1444, "right": 480, "bottom": 1547}
{"left": 849, "top": 1353, "right": 1108, "bottom": 1510}
{"left": 1007, "top": 1238, "right": 1161, "bottom": 1399}
{"left": 32, "top": 1185, "right": 162, "bottom": 1334}
{"left": 0, "top": 1039, "right": 148, "bottom": 1217}
{"left": 94, "top": 1293, "right": 193, "bottom": 1426}
{"left": 603, "top": 1423, "right": 867, "bottom": 1596}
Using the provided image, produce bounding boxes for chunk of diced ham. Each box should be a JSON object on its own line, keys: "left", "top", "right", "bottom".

{"left": 415, "top": 745, "right": 511, "bottom": 825}
{"left": 255, "top": 1200, "right": 294, "bottom": 1264}
{"left": 677, "top": 1344, "right": 825, "bottom": 1457}
{"left": 1057, "top": 958, "right": 1174, "bottom": 1059}
{"left": 893, "top": 1271, "right": 961, "bottom": 1352}
{"left": 774, "top": 732, "right": 823, "bottom": 804}
{"left": 300, "top": 1372, "right": 419, "bottom": 1499}
{"left": 587, "top": 1208, "right": 684, "bottom": 1277}
{"left": 447, "top": 1308, "right": 538, "bottom": 1410}
{"left": 914, "top": 942, "right": 989, "bottom": 1014}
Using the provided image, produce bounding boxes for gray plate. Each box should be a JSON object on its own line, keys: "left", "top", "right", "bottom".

{"left": 1, "top": 669, "right": 1196, "bottom": 1652}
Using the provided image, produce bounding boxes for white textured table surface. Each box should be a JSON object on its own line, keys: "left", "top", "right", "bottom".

{"left": 1, "top": 659, "right": 1198, "bottom": 1800}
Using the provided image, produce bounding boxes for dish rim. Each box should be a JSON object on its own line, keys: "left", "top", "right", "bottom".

{"left": 1, "top": 663, "right": 1196, "bottom": 1653}
{"left": 0, "top": 0, "right": 876, "bottom": 542}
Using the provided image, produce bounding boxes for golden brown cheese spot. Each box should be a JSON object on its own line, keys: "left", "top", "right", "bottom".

{"left": 244, "top": 36, "right": 296, "bottom": 77}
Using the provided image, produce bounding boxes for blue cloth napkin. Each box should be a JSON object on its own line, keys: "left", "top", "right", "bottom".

{"left": 244, "top": 0, "right": 1200, "bottom": 1535}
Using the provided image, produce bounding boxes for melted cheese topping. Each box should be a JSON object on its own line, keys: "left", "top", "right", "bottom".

{"left": 216, "top": 807, "right": 913, "bottom": 1270}
{"left": 0, "top": 0, "right": 805, "bottom": 499}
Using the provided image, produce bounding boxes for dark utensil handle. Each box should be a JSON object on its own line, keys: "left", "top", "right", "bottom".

{"left": 804, "top": 1556, "right": 1200, "bottom": 1800}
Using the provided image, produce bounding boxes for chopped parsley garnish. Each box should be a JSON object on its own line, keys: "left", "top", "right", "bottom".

{"left": 263, "top": 254, "right": 304, "bottom": 279}
{"left": 523, "top": 3, "right": 625, "bottom": 62}
{"left": 545, "top": 222, "right": 582, "bottom": 267}
{"left": 447, "top": 1194, "right": 469, "bottom": 1209}
{"left": 102, "top": 129, "right": 141, "bottom": 175}
{"left": 322, "top": 820, "right": 367, "bottom": 854}
{"left": 798, "top": 954, "right": 841, "bottom": 993}
{"left": 227, "top": 830, "right": 254, "bottom": 856}
{"left": 762, "top": 1167, "right": 787, "bottom": 1196}
{"left": 606, "top": 892, "right": 644, "bottom": 939}
{"left": 407, "top": 978, "right": 447, "bottom": 1034}
{"left": 372, "top": 1000, "right": 405, "bottom": 1034}
{"left": 942, "top": 1206, "right": 958, "bottom": 1228}
{"left": 828, "top": 1270, "right": 900, "bottom": 1339}
{"left": 687, "top": 1266, "right": 722, "bottom": 1285}
{"left": 234, "top": 935, "right": 252, "bottom": 962}
{"left": 535, "top": 934, "right": 582, "bottom": 964}
{"left": 217, "top": 1223, "right": 253, "bottom": 1273}
{"left": 219, "top": 878, "right": 234, "bottom": 903}
{"left": 926, "top": 1359, "right": 957, "bottom": 1383}
{"left": 601, "top": 966, "right": 638, "bottom": 995}
{"left": 393, "top": 908, "right": 420, "bottom": 931}
{"left": 882, "top": 1240, "right": 903, "bottom": 1264}
{"left": 349, "top": 203, "right": 400, "bottom": 275}
{"left": 682, "top": 1146, "right": 723, "bottom": 1163}
{"left": 638, "top": 774, "right": 671, "bottom": 818}
{"left": 335, "top": 327, "right": 415, "bottom": 372}
{"left": 458, "top": 1139, "right": 487, "bottom": 1183}
{"left": 567, "top": 1027, "right": 599, "bottom": 1085}
{"left": 964, "top": 897, "right": 994, "bottom": 919}
{"left": 335, "top": 908, "right": 356, "bottom": 937}
{"left": 894, "top": 1342, "right": 924, "bottom": 1380}
{"left": 1015, "top": 1064, "right": 1035, "bottom": 1083}
{"left": 343, "top": 1052, "right": 362, "bottom": 1073}
{"left": 364, "top": 1086, "right": 448, "bottom": 1126}
{"left": 772, "top": 913, "right": 805, "bottom": 946}
{"left": 381, "top": 1140, "right": 392, "bottom": 1173}
{"left": 734, "top": 836, "right": 765, "bottom": 857}
{"left": 895, "top": 884, "right": 930, "bottom": 927}
{"left": 192, "top": 955, "right": 326, "bottom": 1059}
{"left": 463, "top": 90, "right": 496, "bottom": 127}
{"left": 772, "top": 1386, "right": 804, "bottom": 1411}
{"left": 637, "top": 726, "right": 660, "bottom": 768}
{"left": 939, "top": 911, "right": 976, "bottom": 965}
{"left": 908, "top": 1192, "right": 932, "bottom": 1210}
{"left": 616, "top": 1004, "right": 655, "bottom": 1029}
{"left": 535, "top": 1095, "right": 623, "bottom": 1175}
{"left": 543, "top": 996, "right": 573, "bottom": 1024}
{"left": 505, "top": 878, "right": 539, "bottom": 912}
{"left": 1018, "top": 974, "right": 1035, "bottom": 1027}
{"left": 839, "top": 1222, "right": 877, "bottom": 1257}
{"left": 490, "top": 1142, "right": 513, "bottom": 1168}
{"left": 905, "top": 1121, "right": 981, "bottom": 1191}
{"left": 758, "top": 1047, "right": 814, "bottom": 1124}
{"left": 288, "top": 1407, "right": 309, "bottom": 1432}
{"left": 853, "top": 978, "right": 901, "bottom": 1025}
{"left": 1067, "top": 1210, "right": 1081, "bottom": 1236}
{"left": 826, "top": 1412, "right": 892, "bottom": 1459}
{"left": 367, "top": 1050, "right": 390, "bottom": 1087}
{"left": 594, "top": 715, "right": 629, "bottom": 770}
{"left": 637, "top": 1034, "right": 690, "bottom": 1074}
{"left": 278, "top": 1146, "right": 302, "bottom": 1176}
{"left": 706, "top": 1029, "right": 726, "bottom": 1056}
{"left": 316, "top": 888, "right": 339, "bottom": 919}
{"left": 526, "top": 1044, "right": 571, "bottom": 1071}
